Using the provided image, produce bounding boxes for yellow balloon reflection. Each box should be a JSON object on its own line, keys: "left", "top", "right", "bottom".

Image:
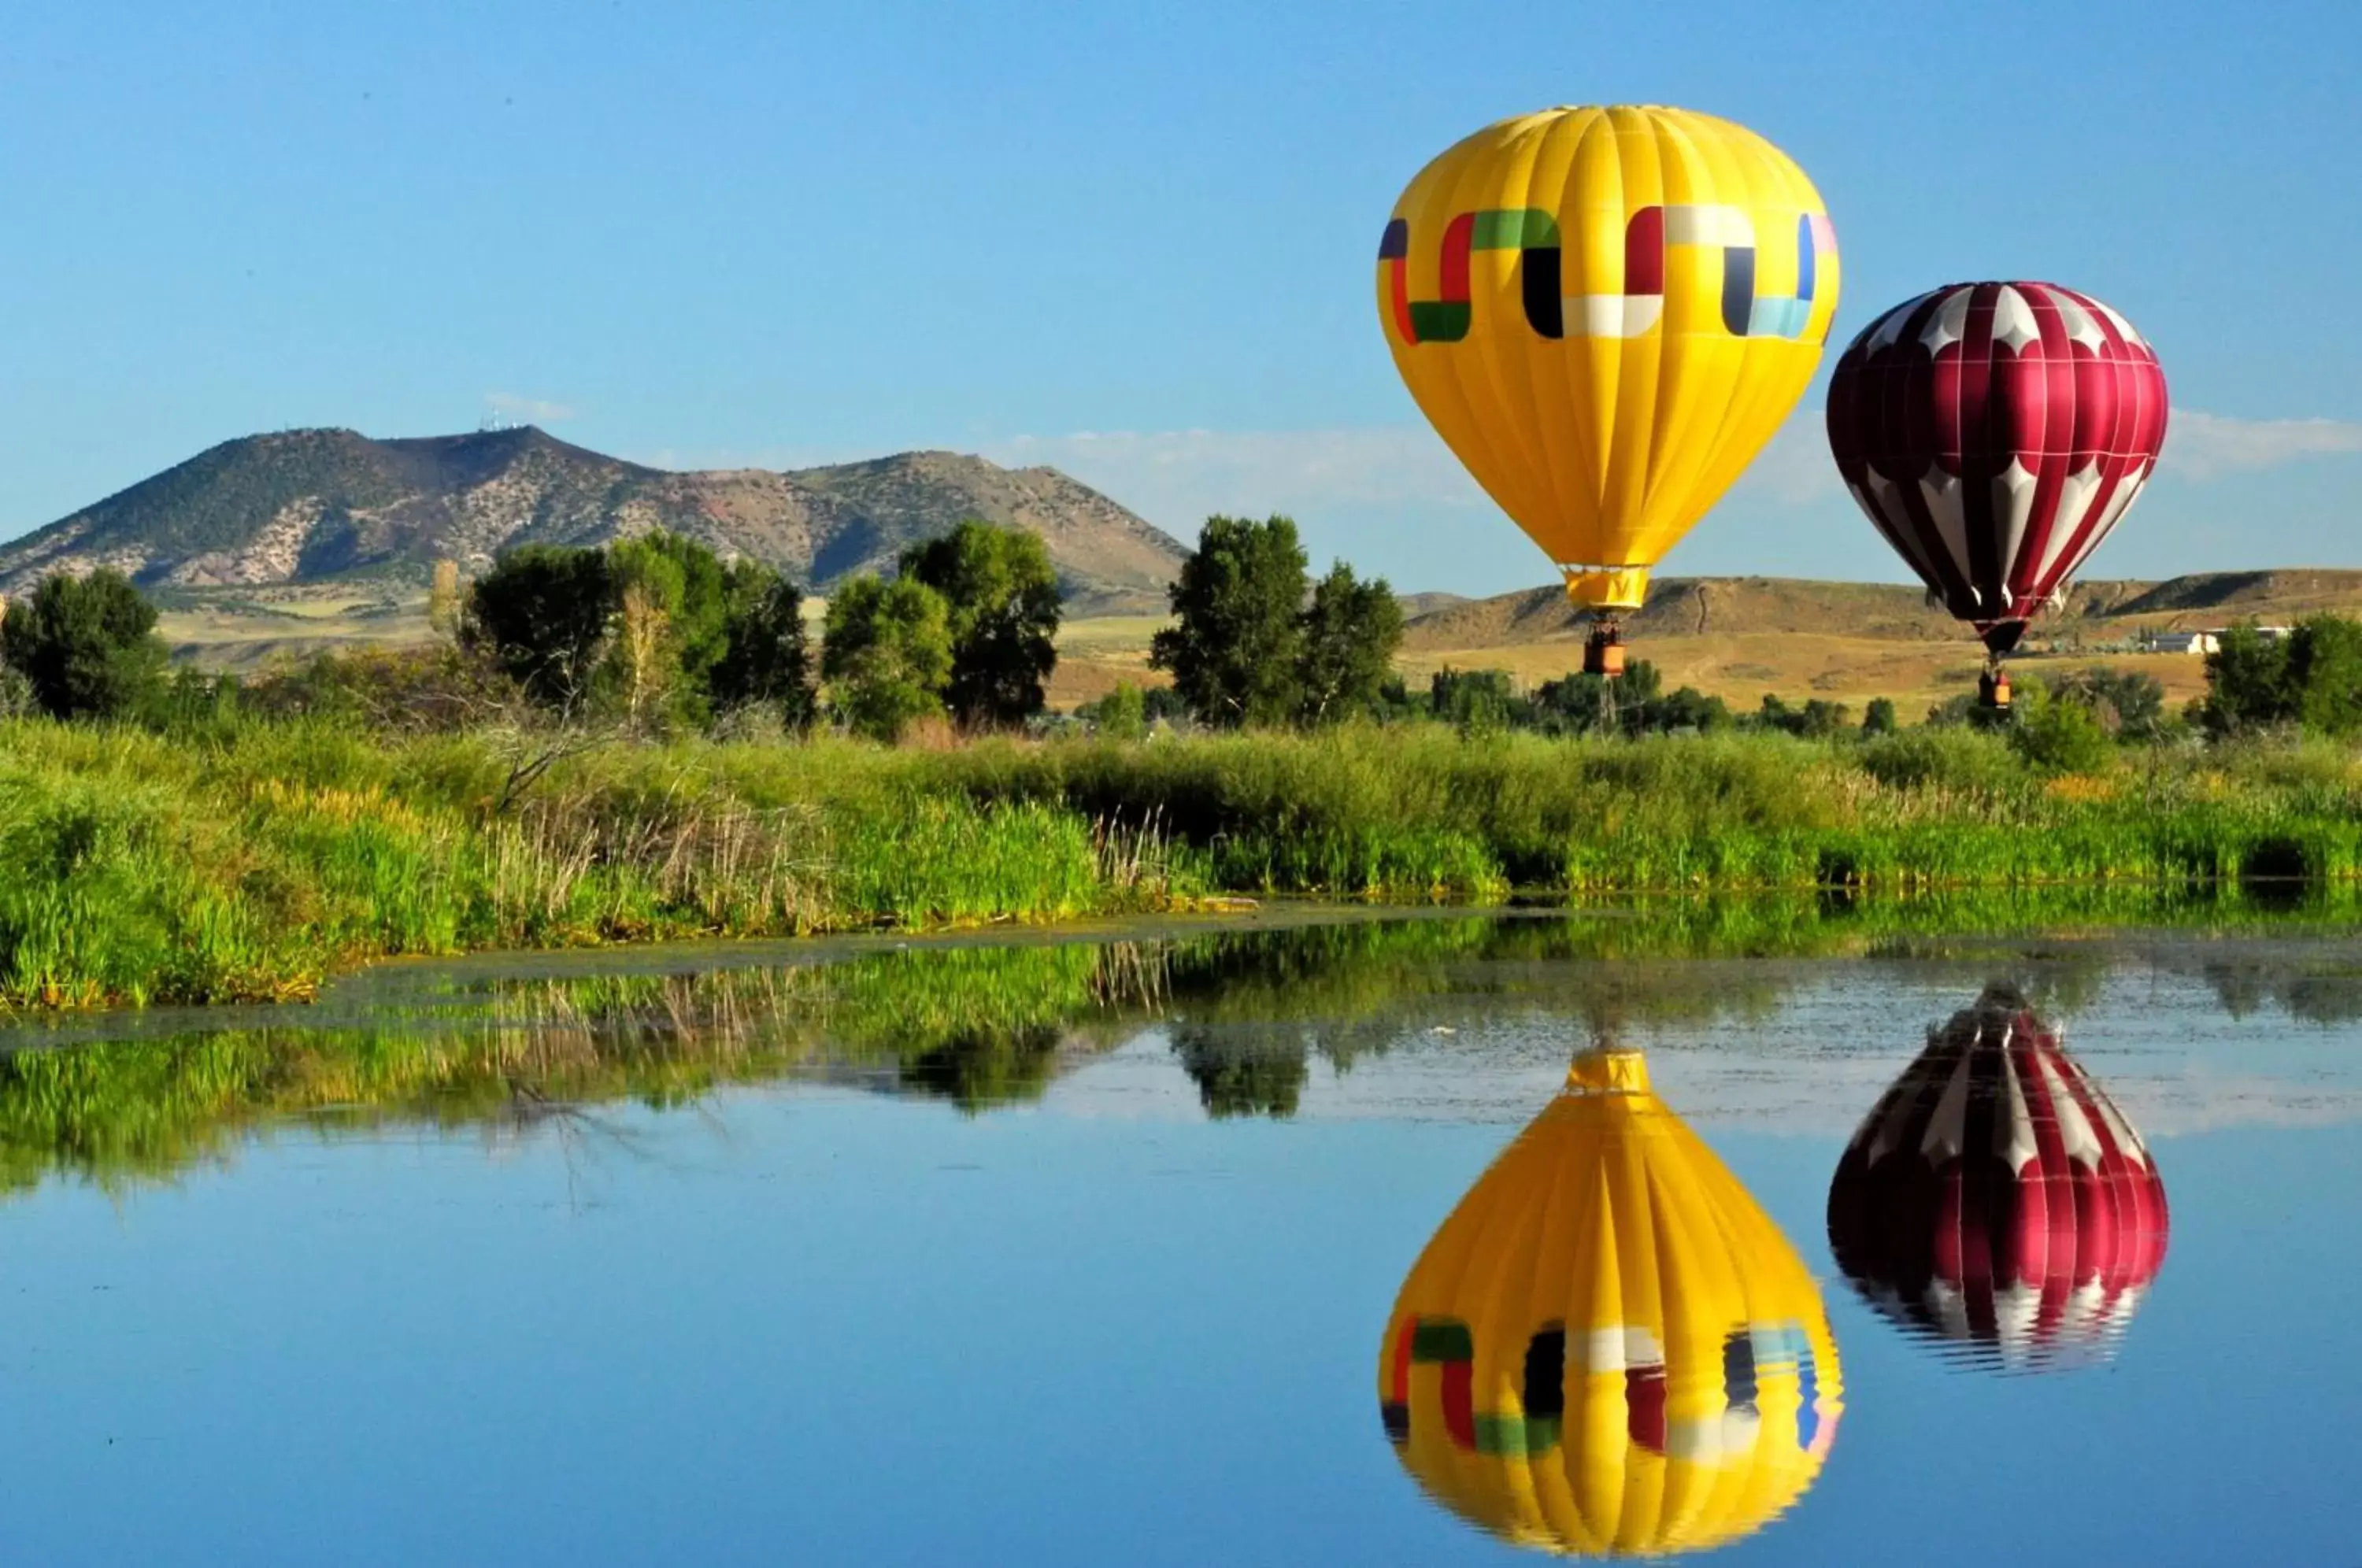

{"left": 1379, "top": 1048, "right": 1841, "bottom": 1557}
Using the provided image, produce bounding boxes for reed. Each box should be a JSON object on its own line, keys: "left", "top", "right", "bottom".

{"left": 6, "top": 715, "right": 2362, "bottom": 1007}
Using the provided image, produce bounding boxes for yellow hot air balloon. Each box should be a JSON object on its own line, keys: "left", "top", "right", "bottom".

{"left": 1379, "top": 105, "right": 1840, "bottom": 674}
{"left": 1379, "top": 1048, "right": 1842, "bottom": 1557}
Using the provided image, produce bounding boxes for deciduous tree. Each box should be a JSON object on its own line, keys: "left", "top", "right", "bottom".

{"left": 1150, "top": 516, "right": 1308, "bottom": 727}
{"left": 602, "top": 538, "right": 688, "bottom": 727}
{"left": 2287, "top": 616, "right": 2362, "bottom": 738}
{"left": 0, "top": 569, "right": 168, "bottom": 720}
{"left": 2200, "top": 623, "right": 2294, "bottom": 736}
{"left": 463, "top": 545, "right": 615, "bottom": 711}
{"left": 821, "top": 575, "right": 953, "bottom": 743}
{"left": 709, "top": 564, "right": 814, "bottom": 731}
{"left": 900, "top": 521, "right": 1061, "bottom": 728}
{"left": 1295, "top": 562, "right": 1402, "bottom": 725}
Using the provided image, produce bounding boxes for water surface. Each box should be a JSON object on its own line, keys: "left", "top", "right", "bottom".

{"left": 3, "top": 912, "right": 2359, "bottom": 1564}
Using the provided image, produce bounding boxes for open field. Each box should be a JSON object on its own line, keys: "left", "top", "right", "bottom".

{"left": 156, "top": 583, "right": 436, "bottom": 670}
{"left": 1396, "top": 632, "right": 2216, "bottom": 712}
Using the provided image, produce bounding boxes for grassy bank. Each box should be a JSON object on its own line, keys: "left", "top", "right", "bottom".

{"left": 6, "top": 716, "right": 2362, "bottom": 1007}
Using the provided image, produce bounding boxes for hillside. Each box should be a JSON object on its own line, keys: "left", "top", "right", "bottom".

{"left": 1402, "top": 570, "right": 2362, "bottom": 652}
{"left": 1390, "top": 569, "right": 2362, "bottom": 715}
{"left": 0, "top": 426, "right": 1190, "bottom": 615}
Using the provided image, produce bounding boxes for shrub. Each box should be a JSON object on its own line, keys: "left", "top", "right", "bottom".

{"left": 2010, "top": 682, "right": 2116, "bottom": 775}
{"left": 0, "top": 659, "right": 35, "bottom": 719}
{"left": 1091, "top": 682, "right": 1147, "bottom": 741}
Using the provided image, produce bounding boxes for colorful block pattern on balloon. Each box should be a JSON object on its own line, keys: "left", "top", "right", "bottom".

{"left": 1379, "top": 203, "right": 1838, "bottom": 345}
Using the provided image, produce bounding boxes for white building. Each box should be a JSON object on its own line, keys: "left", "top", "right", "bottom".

{"left": 2137, "top": 631, "right": 2219, "bottom": 655}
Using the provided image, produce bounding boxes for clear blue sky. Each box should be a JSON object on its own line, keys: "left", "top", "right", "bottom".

{"left": 3, "top": 0, "right": 2357, "bottom": 594}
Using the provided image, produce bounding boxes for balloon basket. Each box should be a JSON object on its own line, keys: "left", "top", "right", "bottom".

{"left": 1979, "top": 669, "right": 2012, "bottom": 711}
{"left": 1583, "top": 624, "right": 1627, "bottom": 679}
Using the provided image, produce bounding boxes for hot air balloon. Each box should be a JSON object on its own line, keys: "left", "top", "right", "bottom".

{"left": 1826, "top": 984, "right": 2169, "bottom": 1371}
{"left": 1379, "top": 106, "right": 1841, "bottom": 677}
{"left": 1380, "top": 1048, "right": 1842, "bottom": 1557}
{"left": 1826, "top": 283, "right": 2169, "bottom": 708}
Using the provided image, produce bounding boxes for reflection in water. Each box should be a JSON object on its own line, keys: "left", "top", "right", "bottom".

{"left": 1379, "top": 1048, "right": 1842, "bottom": 1558}
{"left": 0, "top": 916, "right": 1810, "bottom": 1194}
{"left": 6, "top": 906, "right": 2356, "bottom": 1198}
{"left": 1827, "top": 983, "right": 2171, "bottom": 1372}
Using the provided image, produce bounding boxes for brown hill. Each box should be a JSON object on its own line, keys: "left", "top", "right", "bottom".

{"left": 0, "top": 426, "right": 1189, "bottom": 615}
{"left": 1403, "top": 571, "right": 2362, "bottom": 653}
{"left": 1394, "top": 569, "right": 2362, "bottom": 716}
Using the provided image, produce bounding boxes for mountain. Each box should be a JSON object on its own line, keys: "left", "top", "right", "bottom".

{"left": 0, "top": 426, "right": 1190, "bottom": 615}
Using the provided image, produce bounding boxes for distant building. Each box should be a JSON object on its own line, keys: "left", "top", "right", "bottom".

{"left": 2138, "top": 631, "right": 2219, "bottom": 655}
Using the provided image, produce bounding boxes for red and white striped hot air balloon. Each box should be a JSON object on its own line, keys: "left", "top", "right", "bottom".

{"left": 1826, "top": 282, "right": 2168, "bottom": 706}
{"left": 1826, "top": 984, "right": 2168, "bottom": 1371}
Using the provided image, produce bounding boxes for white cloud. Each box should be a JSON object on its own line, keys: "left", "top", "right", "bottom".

{"left": 981, "top": 426, "right": 1489, "bottom": 531}
{"left": 990, "top": 416, "right": 1860, "bottom": 528}
{"left": 2162, "top": 410, "right": 2362, "bottom": 480}
{"left": 484, "top": 391, "right": 579, "bottom": 423}
{"left": 1733, "top": 417, "right": 1845, "bottom": 505}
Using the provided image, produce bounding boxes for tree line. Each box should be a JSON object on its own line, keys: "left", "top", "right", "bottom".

{"left": 0, "top": 520, "right": 1067, "bottom": 742}
{"left": 8, "top": 509, "right": 2362, "bottom": 753}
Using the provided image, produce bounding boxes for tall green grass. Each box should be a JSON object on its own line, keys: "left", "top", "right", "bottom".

{"left": 6, "top": 715, "right": 2362, "bottom": 1006}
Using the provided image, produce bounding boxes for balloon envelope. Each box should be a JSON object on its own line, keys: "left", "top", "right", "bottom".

{"left": 1826, "top": 283, "right": 2168, "bottom": 653}
{"left": 1379, "top": 105, "right": 1840, "bottom": 612}
{"left": 1827, "top": 984, "right": 2169, "bottom": 1370}
{"left": 1381, "top": 1049, "right": 1842, "bottom": 1557}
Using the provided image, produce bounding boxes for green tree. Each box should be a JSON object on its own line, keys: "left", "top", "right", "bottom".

{"left": 636, "top": 534, "right": 734, "bottom": 678}
{"left": 1142, "top": 684, "right": 1192, "bottom": 727}
{"left": 708, "top": 564, "right": 814, "bottom": 730}
{"left": 1431, "top": 667, "right": 1520, "bottom": 735}
{"left": 1091, "top": 682, "right": 1147, "bottom": 741}
{"left": 1753, "top": 693, "right": 1850, "bottom": 738}
{"left": 1863, "top": 697, "right": 1898, "bottom": 734}
{"left": 602, "top": 536, "right": 690, "bottom": 727}
{"left": 1533, "top": 660, "right": 1673, "bottom": 736}
{"left": 1644, "top": 685, "right": 1732, "bottom": 734}
{"left": 463, "top": 545, "right": 616, "bottom": 711}
{"left": 2287, "top": 616, "right": 2362, "bottom": 738}
{"left": 821, "top": 575, "right": 953, "bottom": 743}
{"left": 1296, "top": 562, "right": 1403, "bottom": 724}
{"left": 0, "top": 569, "right": 169, "bottom": 720}
{"left": 2200, "top": 624, "right": 2294, "bottom": 736}
{"left": 900, "top": 521, "right": 1061, "bottom": 728}
{"left": 1150, "top": 515, "right": 1309, "bottom": 727}
{"left": 2049, "top": 666, "right": 2168, "bottom": 740}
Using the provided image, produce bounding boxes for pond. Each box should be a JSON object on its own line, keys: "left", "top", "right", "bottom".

{"left": 2, "top": 908, "right": 2360, "bottom": 1564}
